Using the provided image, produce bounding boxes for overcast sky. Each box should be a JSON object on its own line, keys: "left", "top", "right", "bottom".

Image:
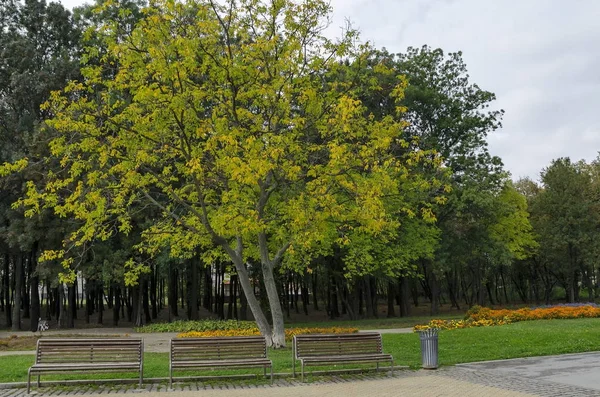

{"left": 58, "top": 0, "right": 600, "bottom": 181}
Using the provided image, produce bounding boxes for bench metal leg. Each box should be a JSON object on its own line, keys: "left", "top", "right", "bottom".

{"left": 390, "top": 358, "right": 394, "bottom": 376}
{"left": 301, "top": 362, "right": 305, "bottom": 383}
{"left": 27, "top": 370, "right": 31, "bottom": 394}
{"left": 270, "top": 365, "right": 273, "bottom": 384}
{"left": 37, "top": 375, "right": 40, "bottom": 387}
{"left": 376, "top": 362, "right": 379, "bottom": 372}
{"left": 292, "top": 357, "right": 295, "bottom": 377}
{"left": 169, "top": 366, "right": 173, "bottom": 389}
{"left": 263, "top": 366, "right": 266, "bottom": 377}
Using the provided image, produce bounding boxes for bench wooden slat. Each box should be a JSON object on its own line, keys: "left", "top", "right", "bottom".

{"left": 28, "top": 338, "right": 143, "bottom": 393}
{"left": 293, "top": 333, "right": 393, "bottom": 381}
{"left": 169, "top": 337, "right": 272, "bottom": 387}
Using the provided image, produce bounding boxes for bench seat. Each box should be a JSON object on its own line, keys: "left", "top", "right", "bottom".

{"left": 293, "top": 333, "right": 393, "bottom": 381}
{"left": 169, "top": 336, "right": 272, "bottom": 387}
{"left": 27, "top": 338, "right": 143, "bottom": 393}
{"left": 171, "top": 358, "right": 272, "bottom": 368}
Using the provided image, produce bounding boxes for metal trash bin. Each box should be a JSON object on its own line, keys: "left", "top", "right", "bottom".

{"left": 418, "top": 328, "right": 439, "bottom": 369}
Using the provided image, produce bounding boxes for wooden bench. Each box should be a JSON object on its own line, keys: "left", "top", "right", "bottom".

{"left": 27, "top": 338, "right": 143, "bottom": 393}
{"left": 169, "top": 336, "right": 273, "bottom": 387}
{"left": 292, "top": 332, "right": 393, "bottom": 381}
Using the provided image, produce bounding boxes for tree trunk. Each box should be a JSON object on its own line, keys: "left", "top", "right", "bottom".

{"left": 364, "top": 276, "right": 374, "bottom": 318}
{"left": 58, "top": 285, "right": 66, "bottom": 328}
{"left": 142, "top": 278, "right": 151, "bottom": 324}
{"left": 113, "top": 285, "right": 121, "bottom": 326}
{"left": 203, "top": 265, "right": 212, "bottom": 310}
{"left": 150, "top": 266, "right": 157, "bottom": 319}
{"left": 301, "top": 273, "right": 309, "bottom": 315}
{"left": 311, "top": 271, "right": 319, "bottom": 311}
{"left": 227, "top": 273, "right": 234, "bottom": 320}
{"left": 22, "top": 254, "right": 30, "bottom": 319}
{"left": 387, "top": 281, "right": 396, "bottom": 318}
{"left": 231, "top": 256, "right": 274, "bottom": 345}
{"left": 398, "top": 277, "right": 411, "bottom": 317}
{"left": 29, "top": 248, "right": 40, "bottom": 332}
{"left": 261, "top": 260, "right": 285, "bottom": 347}
{"left": 67, "top": 284, "right": 76, "bottom": 328}
{"left": 239, "top": 280, "right": 248, "bottom": 321}
{"left": 4, "top": 254, "right": 11, "bottom": 327}
{"left": 169, "top": 267, "right": 178, "bottom": 317}
{"left": 97, "top": 284, "right": 104, "bottom": 325}
{"left": 85, "top": 279, "right": 92, "bottom": 324}
{"left": 12, "top": 254, "right": 22, "bottom": 331}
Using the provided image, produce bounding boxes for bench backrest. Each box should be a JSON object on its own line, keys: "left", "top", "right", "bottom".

{"left": 293, "top": 333, "right": 383, "bottom": 359}
{"left": 170, "top": 336, "right": 267, "bottom": 362}
{"left": 35, "top": 338, "right": 143, "bottom": 365}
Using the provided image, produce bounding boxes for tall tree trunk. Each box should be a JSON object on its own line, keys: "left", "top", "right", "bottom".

{"left": 260, "top": 259, "right": 285, "bottom": 347}
{"left": 227, "top": 274, "right": 234, "bottom": 320}
{"left": 230, "top": 255, "right": 274, "bottom": 345}
{"left": 387, "top": 281, "right": 396, "bottom": 318}
{"left": 142, "top": 278, "right": 151, "bottom": 324}
{"left": 180, "top": 269, "right": 185, "bottom": 310}
{"left": 203, "top": 265, "right": 212, "bottom": 310}
{"left": 283, "top": 274, "right": 290, "bottom": 318}
{"left": 311, "top": 271, "right": 319, "bottom": 311}
{"left": 219, "top": 264, "right": 226, "bottom": 319}
{"left": 486, "top": 281, "right": 495, "bottom": 305}
{"left": 169, "top": 268, "right": 178, "bottom": 317}
{"left": 108, "top": 285, "right": 114, "bottom": 309}
{"left": 85, "top": 279, "right": 92, "bottom": 324}
{"left": 132, "top": 282, "right": 143, "bottom": 327}
{"left": 58, "top": 285, "right": 66, "bottom": 328}
{"left": 29, "top": 248, "right": 40, "bottom": 332}
{"left": 301, "top": 273, "right": 309, "bottom": 315}
{"left": 22, "top": 254, "right": 30, "bottom": 319}
{"left": 239, "top": 280, "right": 248, "bottom": 321}
{"left": 97, "top": 283, "right": 104, "bottom": 325}
{"left": 4, "top": 254, "right": 11, "bottom": 327}
{"left": 150, "top": 266, "right": 158, "bottom": 319}
{"left": 12, "top": 254, "right": 22, "bottom": 331}
{"left": 113, "top": 285, "right": 121, "bottom": 326}
{"left": 364, "top": 276, "right": 374, "bottom": 318}
{"left": 398, "top": 277, "right": 411, "bottom": 317}
{"left": 67, "top": 284, "right": 76, "bottom": 328}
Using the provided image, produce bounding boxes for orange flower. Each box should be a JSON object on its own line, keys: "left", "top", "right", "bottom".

{"left": 177, "top": 327, "right": 358, "bottom": 341}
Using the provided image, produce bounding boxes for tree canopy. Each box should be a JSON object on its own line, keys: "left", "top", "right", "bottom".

{"left": 10, "top": 0, "right": 447, "bottom": 346}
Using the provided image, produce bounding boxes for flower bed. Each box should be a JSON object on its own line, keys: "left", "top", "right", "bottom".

{"left": 178, "top": 326, "right": 358, "bottom": 341}
{"left": 414, "top": 304, "right": 600, "bottom": 331}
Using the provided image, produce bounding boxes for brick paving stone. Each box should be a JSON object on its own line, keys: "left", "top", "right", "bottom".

{"left": 6, "top": 367, "right": 600, "bottom": 397}
{"left": 437, "top": 367, "right": 600, "bottom": 397}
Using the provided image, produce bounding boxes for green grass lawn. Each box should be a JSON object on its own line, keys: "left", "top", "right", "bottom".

{"left": 2, "top": 318, "right": 600, "bottom": 384}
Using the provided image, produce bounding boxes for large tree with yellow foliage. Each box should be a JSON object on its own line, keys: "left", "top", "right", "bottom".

{"left": 10, "top": 0, "right": 446, "bottom": 346}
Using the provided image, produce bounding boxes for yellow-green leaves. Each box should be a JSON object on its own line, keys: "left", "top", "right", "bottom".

{"left": 12, "top": 0, "right": 448, "bottom": 285}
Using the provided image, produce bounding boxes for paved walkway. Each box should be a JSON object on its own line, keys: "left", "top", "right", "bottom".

{"left": 5, "top": 367, "right": 600, "bottom": 397}
{"left": 0, "top": 371, "right": 538, "bottom": 397}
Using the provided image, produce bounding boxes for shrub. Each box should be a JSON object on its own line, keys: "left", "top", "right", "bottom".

{"left": 135, "top": 320, "right": 257, "bottom": 333}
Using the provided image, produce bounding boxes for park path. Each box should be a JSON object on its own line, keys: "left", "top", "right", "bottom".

{"left": 0, "top": 327, "right": 413, "bottom": 356}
